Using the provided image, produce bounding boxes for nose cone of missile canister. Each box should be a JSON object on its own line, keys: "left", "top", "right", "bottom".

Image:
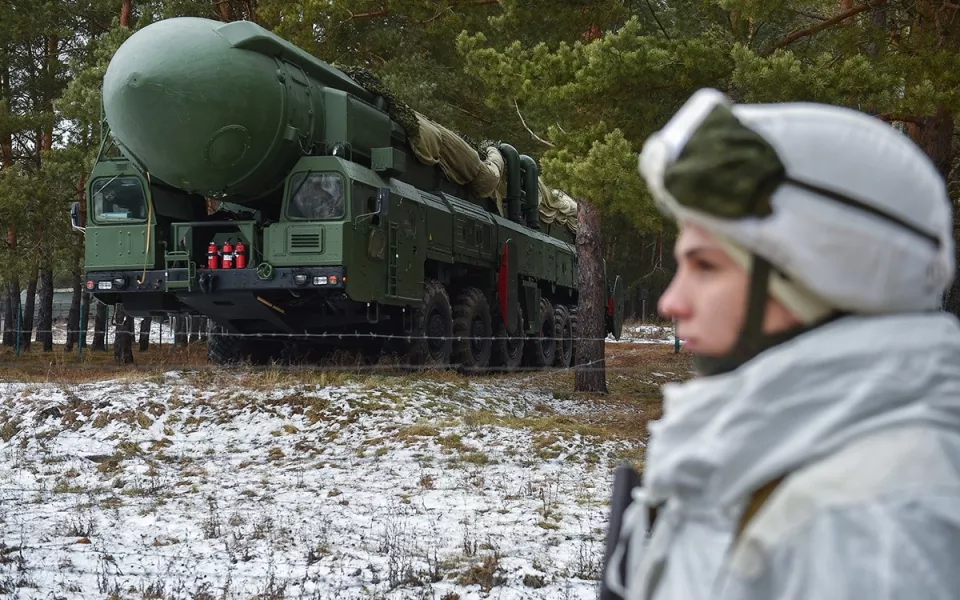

{"left": 102, "top": 17, "right": 290, "bottom": 199}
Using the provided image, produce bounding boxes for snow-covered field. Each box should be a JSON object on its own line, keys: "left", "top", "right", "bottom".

{"left": 0, "top": 334, "right": 689, "bottom": 600}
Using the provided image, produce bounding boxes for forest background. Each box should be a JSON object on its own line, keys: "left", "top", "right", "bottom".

{"left": 1, "top": 0, "right": 958, "bottom": 352}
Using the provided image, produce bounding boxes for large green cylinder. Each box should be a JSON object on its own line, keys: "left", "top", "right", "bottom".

{"left": 102, "top": 17, "right": 374, "bottom": 203}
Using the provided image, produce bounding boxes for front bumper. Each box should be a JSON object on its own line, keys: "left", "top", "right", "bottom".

{"left": 85, "top": 266, "right": 347, "bottom": 294}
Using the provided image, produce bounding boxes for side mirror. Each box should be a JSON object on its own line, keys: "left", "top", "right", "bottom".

{"left": 376, "top": 188, "right": 390, "bottom": 218}
{"left": 70, "top": 201, "right": 85, "bottom": 232}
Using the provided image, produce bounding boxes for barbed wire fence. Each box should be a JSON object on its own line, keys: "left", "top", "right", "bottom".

{"left": 0, "top": 314, "right": 683, "bottom": 374}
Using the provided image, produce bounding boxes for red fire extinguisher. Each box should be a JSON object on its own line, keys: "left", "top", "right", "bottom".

{"left": 235, "top": 239, "right": 247, "bottom": 269}
{"left": 222, "top": 239, "right": 234, "bottom": 269}
{"left": 207, "top": 241, "right": 220, "bottom": 270}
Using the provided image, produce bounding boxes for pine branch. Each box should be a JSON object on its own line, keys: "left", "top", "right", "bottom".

{"left": 348, "top": 0, "right": 500, "bottom": 22}
{"left": 514, "top": 99, "right": 554, "bottom": 148}
{"left": 644, "top": 0, "right": 671, "bottom": 40}
{"left": 348, "top": 8, "right": 389, "bottom": 20}
{"left": 764, "top": 1, "right": 887, "bottom": 56}
{"left": 789, "top": 8, "right": 829, "bottom": 21}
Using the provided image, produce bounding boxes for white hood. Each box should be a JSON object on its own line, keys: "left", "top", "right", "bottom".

{"left": 605, "top": 312, "right": 960, "bottom": 600}
{"left": 645, "top": 312, "right": 960, "bottom": 509}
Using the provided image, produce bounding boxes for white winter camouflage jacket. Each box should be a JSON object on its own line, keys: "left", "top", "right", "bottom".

{"left": 604, "top": 312, "right": 960, "bottom": 600}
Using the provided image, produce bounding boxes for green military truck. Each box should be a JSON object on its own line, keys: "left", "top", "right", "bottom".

{"left": 74, "top": 16, "right": 624, "bottom": 369}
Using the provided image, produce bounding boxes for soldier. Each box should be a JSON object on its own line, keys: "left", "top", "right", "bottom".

{"left": 602, "top": 89, "right": 960, "bottom": 599}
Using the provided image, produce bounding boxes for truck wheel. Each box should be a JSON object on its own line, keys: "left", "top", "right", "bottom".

{"left": 452, "top": 287, "right": 492, "bottom": 372}
{"left": 207, "top": 325, "right": 249, "bottom": 365}
{"left": 524, "top": 297, "right": 557, "bottom": 369}
{"left": 490, "top": 300, "right": 523, "bottom": 372}
{"left": 553, "top": 304, "right": 574, "bottom": 369}
{"left": 407, "top": 279, "right": 453, "bottom": 368}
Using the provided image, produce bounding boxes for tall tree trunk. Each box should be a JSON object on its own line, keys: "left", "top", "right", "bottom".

{"left": 36, "top": 267, "right": 53, "bottom": 351}
{"left": 3, "top": 277, "right": 20, "bottom": 347}
{"left": 120, "top": 0, "right": 133, "bottom": 27}
{"left": 65, "top": 243, "right": 83, "bottom": 351}
{"left": 139, "top": 317, "right": 152, "bottom": 351}
{"left": 0, "top": 293, "right": 6, "bottom": 343}
{"left": 905, "top": 2, "right": 960, "bottom": 315}
{"left": 908, "top": 106, "right": 957, "bottom": 314}
{"left": 574, "top": 199, "right": 608, "bottom": 394}
{"left": 113, "top": 304, "right": 134, "bottom": 364}
{"left": 20, "top": 269, "right": 37, "bottom": 350}
{"left": 189, "top": 315, "right": 202, "bottom": 343}
{"left": 79, "top": 290, "right": 91, "bottom": 349}
{"left": 174, "top": 315, "right": 188, "bottom": 346}
{"left": 93, "top": 301, "right": 107, "bottom": 351}
{"left": 1, "top": 59, "right": 12, "bottom": 168}
{"left": 840, "top": 0, "right": 855, "bottom": 24}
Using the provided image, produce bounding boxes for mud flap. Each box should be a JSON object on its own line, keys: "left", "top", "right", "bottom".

{"left": 606, "top": 274, "right": 624, "bottom": 341}
{"left": 497, "top": 239, "right": 519, "bottom": 333}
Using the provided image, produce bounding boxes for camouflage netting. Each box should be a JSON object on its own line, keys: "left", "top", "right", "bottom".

{"left": 538, "top": 181, "right": 580, "bottom": 232}
{"left": 337, "top": 65, "right": 578, "bottom": 233}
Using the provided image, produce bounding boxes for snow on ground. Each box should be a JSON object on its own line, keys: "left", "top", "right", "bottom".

{"left": 50, "top": 318, "right": 183, "bottom": 347}
{"left": 610, "top": 323, "right": 679, "bottom": 346}
{"left": 0, "top": 369, "right": 668, "bottom": 599}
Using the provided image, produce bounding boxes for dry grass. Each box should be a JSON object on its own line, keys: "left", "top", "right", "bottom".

{"left": 0, "top": 336, "right": 693, "bottom": 464}
{"left": 513, "top": 344, "right": 692, "bottom": 433}
{"left": 0, "top": 342, "right": 211, "bottom": 383}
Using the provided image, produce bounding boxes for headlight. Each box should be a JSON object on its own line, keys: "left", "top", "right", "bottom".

{"left": 313, "top": 276, "right": 328, "bottom": 286}
{"left": 293, "top": 273, "right": 308, "bottom": 286}
{"left": 97, "top": 281, "right": 113, "bottom": 290}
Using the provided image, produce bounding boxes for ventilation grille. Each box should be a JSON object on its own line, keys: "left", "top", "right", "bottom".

{"left": 289, "top": 233, "right": 321, "bottom": 250}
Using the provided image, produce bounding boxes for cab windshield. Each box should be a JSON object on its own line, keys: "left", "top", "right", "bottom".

{"left": 286, "top": 172, "right": 345, "bottom": 220}
{"left": 91, "top": 176, "right": 148, "bottom": 223}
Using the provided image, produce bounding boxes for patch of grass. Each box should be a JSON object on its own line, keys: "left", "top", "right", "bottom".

{"left": 456, "top": 550, "right": 505, "bottom": 593}
{"left": 437, "top": 433, "right": 467, "bottom": 452}
{"left": 394, "top": 424, "right": 440, "bottom": 441}
{"left": 0, "top": 418, "right": 21, "bottom": 442}
{"left": 461, "top": 451, "right": 489, "bottom": 465}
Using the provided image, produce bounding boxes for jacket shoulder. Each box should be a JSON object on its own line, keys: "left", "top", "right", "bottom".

{"left": 728, "top": 425, "right": 960, "bottom": 581}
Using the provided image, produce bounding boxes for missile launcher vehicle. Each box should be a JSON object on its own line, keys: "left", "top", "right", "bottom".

{"left": 77, "top": 16, "right": 625, "bottom": 368}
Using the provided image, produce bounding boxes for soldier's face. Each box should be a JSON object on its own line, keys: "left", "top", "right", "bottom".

{"left": 657, "top": 223, "right": 798, "bottom": 357}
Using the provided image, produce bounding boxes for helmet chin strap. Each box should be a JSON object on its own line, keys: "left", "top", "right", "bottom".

{"left": 692, "top": 254, "right": 844, "bottom": 377}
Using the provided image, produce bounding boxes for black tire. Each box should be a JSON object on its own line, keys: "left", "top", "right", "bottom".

{"left": 490, "top": 300, "right": 524, "bottom": 372}
{"left": 553, "top": 304, "right": 574, "bottom": 369}
{"left": 207, "top": 325, "right": 249, "bottom": 365}
{"left": 277, "top": 340, "right": 305, "bottom": 365}
{"left": 406, "top": 279, "right": 453, "bottom": 368}
{"left": 452, "top": 287, "right": 493, "bottom": 372}
{"left": 524, "top": 297, "right": 556, "bottom": 369}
